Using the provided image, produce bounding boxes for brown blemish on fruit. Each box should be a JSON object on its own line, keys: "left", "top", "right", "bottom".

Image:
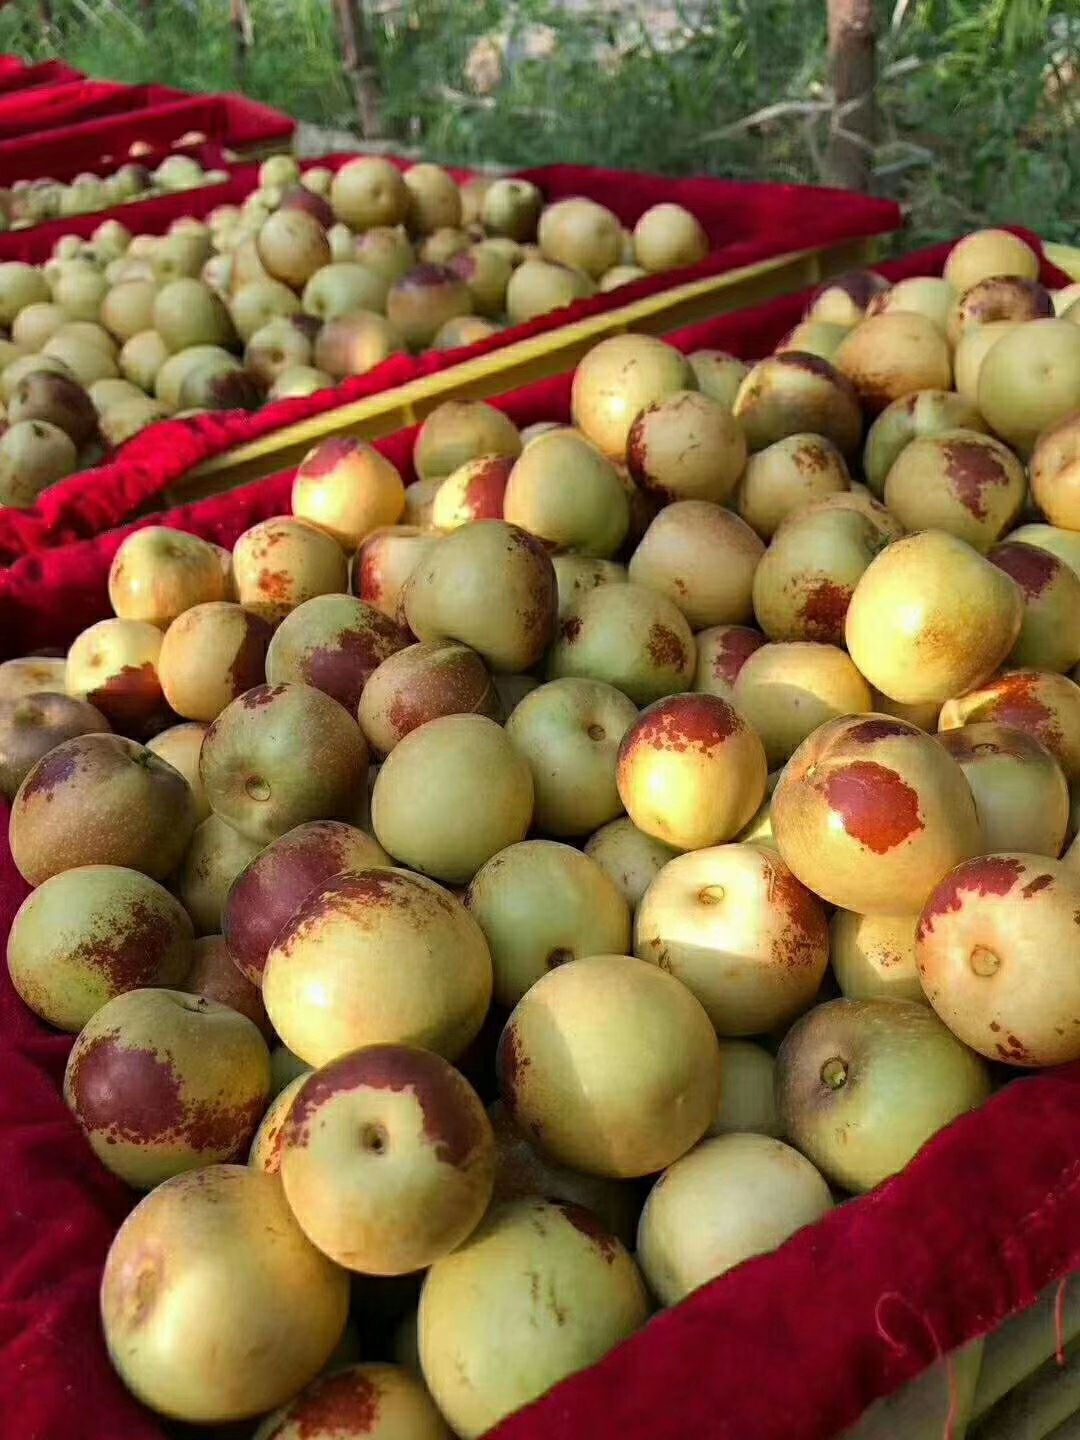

{"left": 996, "top": 1033, "right": 1032, "bottom": 1065}
{"left": 257, "top": 568, "right": 292, "bottom": 603}
{"left": 226, "top": 613, "right": 273, "bottom": 696}
{"left": 357, "top": 545, "right": 384, "bottom": 604}
{"left": 917, "top": 855, "right": 1025, "bottom": 939}
{"left": 969, "top": 673, "right": 1062, "bottom": 755}
{"left": 941, "top": 441, "right": 1008, "bottom": 520}
{"left": 711, "top": 627, "right": 765, "bottom": 685}
{"left": 561, "top": 614, "right": 582, "bottom": 643}
{"left": 799, "top": 579, "right": 852, "bottom": 642}
{"left": 845, "top": 718, "right": 916, "bottom": 744}
{"left": 1021, "top": 873, "right": 1053, "bottom": 898}
{"left": 776, "top": 350, "right": 837, "bottom": 383}
{"left": 88, "top": 663, "right": 167, "bottom": 737}
{"left": 989, "top": 542, "right": 1058, "bottom": 600}
{"left": 555, "top": 1201, "right": 619, "bottom": 1264}
{"left": 822, "top": 760, "right": 921, "bottom": 853}
{"left": 299, "top": 436, "right": 359, "bottom": 477}
{"left": 289, "top": 1044, "right": 484, "bottom": 1168}
{"left": 77, "top": 900, "right": 180, "bottom": 991}
{"left": 68, "top": 1030, "right": 263, "bottom": 1154}
{"left": 791, "top": 441, "right": 831, "bottom": 475}
{"left": 765, "top": 859, "right": 828, "bottom": 969}
{"left": 498, "top": 1021, "right": 529, "bottom": 1115}
{"left": 68, "top": 1032, "right": 185, "bottom": 1139}
{"left": 19, "top": 742, "right": 80, "bottom": 801}
{"left": 462, "top": 455, "right": 513, "bottom": 519}
{"left": 302, "top": 614, "right": 409, "bottom": 711}
{"left": 240, "top": 684, "right": 283, "bottom": 710}
{"left": 622, "top": 694, "right": 740, "bottom": 758}
{"left": 272, "top": 1369, "right": 380, "bottom": 1439}
{"left": 647, "top": 623, "right": 689, "bottom": 671}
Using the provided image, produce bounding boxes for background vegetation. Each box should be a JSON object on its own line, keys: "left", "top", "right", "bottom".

{"left": 2, "top": 0, "right": 1077, "bottom": 246}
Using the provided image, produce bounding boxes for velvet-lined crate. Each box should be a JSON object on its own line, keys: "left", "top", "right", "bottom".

{"left": 0, "top": 91, "right": 294, "bottom": 191}
{"left": 0, "top": 158, "right": 900, "bottom": 563}
{"left": 0, "top": 237, "right": 1078, "bottom": 1439}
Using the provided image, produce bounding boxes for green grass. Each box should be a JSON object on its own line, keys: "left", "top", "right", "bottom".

{"left": 2, "top": 0, "right": 1077, "bottom": 247}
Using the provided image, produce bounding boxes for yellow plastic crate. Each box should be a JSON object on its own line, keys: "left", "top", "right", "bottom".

{"left": 171, "top": 230, "right": 887, "bottom": 504}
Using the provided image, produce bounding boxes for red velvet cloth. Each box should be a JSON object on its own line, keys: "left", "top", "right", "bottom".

{"left": 0, "top": 164, "right": 900, "bottom": 561}
{"left": 0, "top": 61, "right": 82, "bottom": 95}
{"left": 0, "top": 81, "right": 182, "bottom": 142}
{"left": 0, "top": 92, "right": 294, "bottom": 187}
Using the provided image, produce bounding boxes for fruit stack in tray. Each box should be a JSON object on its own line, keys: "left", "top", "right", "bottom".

{"left": 0, "top": 151, "right": 712, "bottom": 505}
{"left": 2, "top": 224, "right": 1079, "bottom": 1440}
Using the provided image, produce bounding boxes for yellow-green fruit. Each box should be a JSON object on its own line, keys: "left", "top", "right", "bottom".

{"left": 497, "top": 953, "right": 720, "bottom": 1177}
{"left": 7, "top": 864, "right": 192, "bottom": 1032}
{"left": 776, "top": 998, "right": 990, "bottom": 1191}
{"left": 828, "top": 910, "right": 923, "bottom": 1003}
{"left": 262, "top": 866, "right": 492, "bottom": 1067}
{"left": 419, "top": 1198, "right": 648, "bottom": 1439}
{"left": 372, "top": 714, "right": 533, "bottom": 884}
{"left": 636, "top": 1134, "right": 832, "bottom": 1306}
{"left": 505, "top": 676, "right": 637, "bottom": 837}
{"left": 634, "top": 843, "right": 828, "bottom": 1034}
{"left": 63, "top": 988, "right": 270, "bottom": 1188}
{"left": 101, "top": 1165, "right": 349, "bottom": 1422}
{"left": 466, "top": 839, "right": 631, "bottom": 1007}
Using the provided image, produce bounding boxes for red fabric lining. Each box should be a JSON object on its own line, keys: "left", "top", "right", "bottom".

{"left": 0, "top": 81, "right": 181, "bottom": 141}
{"left": 0, "top": 163, "right": 899, "bottom": 560}
{"left": 1, "top": 232, "right": 1078, "bottom": 1440}
{"left": 0, "top": 61, "right": 83, "bottom": 95}
{"left": 0, "top": 92, "right": 294, "bottom": 187}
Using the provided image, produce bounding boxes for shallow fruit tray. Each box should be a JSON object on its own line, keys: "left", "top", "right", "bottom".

{"left": 0, "top": 163, "right": 900, "bottom": 562}
{"left": 0, "top": 79, "right": 183, "bottom": 143}
{"left": 0, "top": 91, "right": 295, "bottom": 190}
{"left": 1, "top": 239, "right": 1079, "bottom": 1439}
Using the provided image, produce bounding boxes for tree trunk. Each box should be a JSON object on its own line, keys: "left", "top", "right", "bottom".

{"left": 824, "top": 0, "right": 876, "bottom": 190}
{"left": 334, "top": 0, "right": 383, "bottom": 140}
{"left": 231, "top": 0, "right": 255, "bottom": 73}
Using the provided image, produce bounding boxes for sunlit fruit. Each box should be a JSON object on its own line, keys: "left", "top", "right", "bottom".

{"left": 498, "top": 953, "right": 720, "bottom": 1177}
{"left": 262, "top": 866, "right": 492, "bottom": 1066}
{"left": 100, "top": 1164, "right": 349, "bottom": 1422}
{"left": 917, "top": 853, "right": 1080, "bottom": 1066}
{"left": 845, "top": 531, "right": 1023, "bottom": 705}
{"left": 772, "top": 713, "right": 982, "bottom": 915}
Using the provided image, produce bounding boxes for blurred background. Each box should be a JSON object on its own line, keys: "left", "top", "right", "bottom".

{"left": 1, "top": 0, "right": 1077, "bottom": 246}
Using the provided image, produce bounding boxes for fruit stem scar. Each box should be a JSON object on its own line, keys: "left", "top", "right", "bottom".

{"left": 698, "top": 885, "right": 725, "bottom": 906}
{"left": 969, "top": 945, "right": 1000, "bottom": 978}
{"left": 587, "top": 724, "right": 606, "bottom": 741}
{"left": 821, "top": 1057, "right": 847, "bottom": 1089}
{"left": 245, "top": 775, "right": 271, "bottom": 801}
{"left": 359, "top": 1122, "right": 388, "bottom": 1154}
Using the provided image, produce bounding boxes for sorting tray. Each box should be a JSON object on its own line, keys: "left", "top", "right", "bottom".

{"left": 0, "top": 155, "right": 901, "bottom": 560}
{"left": 0, "top": 241, "right": 1077, "bottom": 1433}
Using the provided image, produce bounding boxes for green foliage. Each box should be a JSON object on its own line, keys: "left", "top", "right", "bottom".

{"left": 2, "top": 0, "right": 1076, "bottom": 246}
